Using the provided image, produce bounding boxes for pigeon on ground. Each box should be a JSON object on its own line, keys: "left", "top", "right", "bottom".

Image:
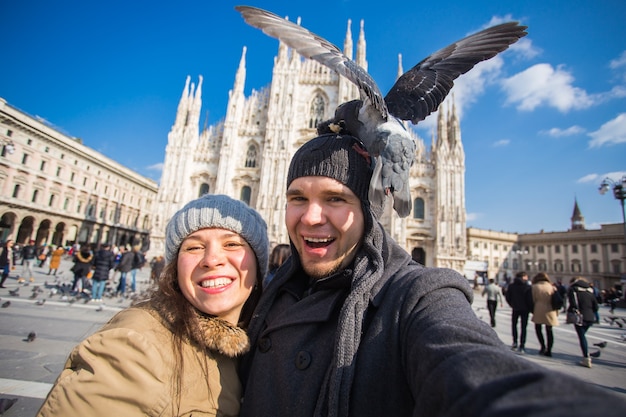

{"left": 26, "top": 331, "right": 36, "bottom": 342}
{"left": 0, "top": 397, "right": 18, "bottom": 414}
{"left": 1, "top": 301, "right": 10, "bottom": 308}
{"left": 589, "top": 350, "right": 601, "bottom": 358}
{"left": 8, "top": 288, "right": 19, "bottom": 296}
{"left": 593, "top": 341, "right": 607, "bottom": 348}
{"left": 236, "top": 6, "right": 527, "bottom": 217}
{"left": 35, "top": 299, "right": 46, "bottom": 306}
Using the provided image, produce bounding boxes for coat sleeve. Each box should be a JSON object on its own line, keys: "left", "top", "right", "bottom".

{"left": 36, "top": 325, "right": 172, "bottom": 417}
{"left": 401, "top": 274, "right": 626, "bottom": 416}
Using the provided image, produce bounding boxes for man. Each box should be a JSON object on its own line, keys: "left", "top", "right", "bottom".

{"left": 505, "top": 271, "right": 533, "bottom": 353}
{"left": 129, "top": 246, "right": 145, "bottom": 294}
{"left": 239, "top": 133, "right": 626, "bottom": 416}
{"left": 482, "top": 278, "right": 503, "bottom": 327}
{"left": 18, "top": 239, "right": 37, "bottom": 283}
{"left": 91, "top": 243, "right": 115, "bottom": 302}
{"left": 114, "top": 246, "right": 134, "bottom": 297}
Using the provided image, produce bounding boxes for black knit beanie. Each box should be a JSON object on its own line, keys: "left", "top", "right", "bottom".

{"left": 287, "top": 134, "right": 373, "bottom": 204}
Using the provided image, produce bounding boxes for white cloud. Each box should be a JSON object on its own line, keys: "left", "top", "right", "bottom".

{"left": 578, "top": 171, "right": 626, "bottom": 184}
{"left": 466, "top": 212, "right": 480, "bottom": 222}
{"left": 147, "top": 163, "right": 164, "bottom": 171}
{"left": 610, "top": 51, "right": 626, "bottom": 70}
{"left": 588, "top": 113, "right": 626, "bottom": 147}
{"left": 492, "top": 139, "right": 510, "bottom": 147}
{"left": 540, "top": 125, "right": 586, "bottom": 137}
{"left": 501, "top": 63, "right": 594, "bottom": 112}
{"left": 577, "top": 174, "right": 599, "bottom": 184}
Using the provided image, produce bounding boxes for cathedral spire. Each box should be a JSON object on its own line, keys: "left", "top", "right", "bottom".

{"left": 343, "top": 19, "right": 353, "bottom": 60}
{"left": 397, "top": 53, "right": 404, "bottom": 80}
{"left": 356, "top": 20, "right": 367, "bottom": 70}
{"left": 571, "top": 198, "right": 585, "bottom": 230}
{"left": 233, "top": 47, "right": 247, "bottom": 96}
{"left": 173, "top": 76, "right": 191, "bottom": 129}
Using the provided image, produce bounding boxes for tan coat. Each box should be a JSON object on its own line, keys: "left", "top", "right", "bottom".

{"left": 37, "top": 302, "right": 246, "bottom": 417}
{"left": 48, "top": 247, "right": 65, "bottom": 270}
{"left": 531, "top": 281, "right": 559, "bottom": 326}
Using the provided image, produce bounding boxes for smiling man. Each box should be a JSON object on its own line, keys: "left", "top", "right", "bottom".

{"left": 239, "top": 133, "right": 626, "bottom": 417}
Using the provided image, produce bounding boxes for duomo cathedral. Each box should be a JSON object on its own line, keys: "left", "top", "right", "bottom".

{"left": 151, "top": 20, "right": 467, "bottom": 271}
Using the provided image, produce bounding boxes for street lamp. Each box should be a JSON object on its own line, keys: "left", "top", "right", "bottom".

{"left": 599, "top": 176, "right": 626, "bottom": 246}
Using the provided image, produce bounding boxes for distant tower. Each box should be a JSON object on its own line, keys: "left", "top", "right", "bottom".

{"left": 571, "top": 198, "right": 585, "bottom": 230}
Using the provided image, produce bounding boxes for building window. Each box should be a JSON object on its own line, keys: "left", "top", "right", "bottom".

{"left": 611, "top": 244, "right": 619, "bottom": 253}
{"left": 199, "top": 183, "right": 209, "bottom": 197}
{"left": 554, "top": 245, "right": 561, "bottom": 254}
{"left": 512, "top": 259, "right": 518, "bottom": 270}
{"left": 554, "top": 260, "right": 564, "bottom": 272}
{"left": 591, "top": 261, "right": 600, "bottom": 273}
{"left": 49, "top": 194, "right": 55, "bottom": 207}
{"left": 494, "top": 244, "right": 499, "bottom": 250}
{"left": 309, "top": 94, "right": 325, "bottom": 129}
{"left": 83, "top": 177, "right": 88, "bottom": 186}
{"left": 77, "top": 201, "right": 82, "bottom": 213}
{"left": 572, "top": 244, "right": 578, "bottom": 254}
{"left": 539, "top": 260, "right": 547, "bottom": 271}
{"left": 474, "top": 242, "right": 479, "bottom": 248}
{"left": 590, "top": 244, "right": 598, "bottom": 253}
{"left": 56, "top": 166, "right": 62, "bottom": 177}
{"left": 484, "top": 243, "right": 488, "bottom": 249}
{"left": 503, "top": 259, "right": 509, "bottom": 268}
{"left": 70, "top": 172, "right": 75, "bottom": 182}
{"left": 240, "top": 186, "right": 251, "bottom": 205}
{"left": 571, "top": 260, "right": 581, "bottom": 273}
{"left": 537, "top": 245, "right": 544, "bottom": 254}
{"left": 64, "top": 198, "right": 70, "bottom": 210}
{"left": 12, "top": 184, "right": 20, "bottom": 198}
{"left": 22, "top": 154, "right": 29, "bottom": 164}
{"left": 245, "top": 145, "right": 257, "bottom": 168}
{"left": 32, "top": 189, "right": 39, "bottom": 203}
{"left": 40, "top": 160, "right": 46, "bottom": 171}
{"left": 6, "top": 129, "right": 12, "bottom": 137}
{"left": 413, "top": 198, "right": 425, "bottom": 220}
{"left": 611, "top": 260, "right": 621, "bottom": 274}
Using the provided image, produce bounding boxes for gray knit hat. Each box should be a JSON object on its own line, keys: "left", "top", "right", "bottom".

{"left": 287, "top": 134, "right": 373, "bottom": 203}
{"left": 164, "top": 194, "right": 269, "bottom": 274}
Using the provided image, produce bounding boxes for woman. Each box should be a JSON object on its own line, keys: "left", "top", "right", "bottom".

{"left": 37, "top": 194, "right": 269, "bottom": 416}
{"left": 263, "top": 243, "right": 291, "bottom": 286}
{"left": 568, "top": 276, "right": 599, "bottom": 368}
{"left": 71, "top": 245, "right": 93, "bottom": 294}
{"left": 531, "top": 272, "right": 559, "bottom": 357}
{"left": 0, "top": 239, "right": 14, "bottom": 288}
{"left": 47, "top": 245, "right": 65, "bottom": 276}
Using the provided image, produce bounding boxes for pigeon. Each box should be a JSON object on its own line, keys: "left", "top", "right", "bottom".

{"left": 589, "top": 350, "right": 601, "bottom": 358}
{"left": 1, "top": 301, "right": 10, "bottom": 308}
{"left": 0, "top": 397, "right": 18, "bottom": 414}
{"left": 8, "top": 288, "right": 19, "bottom": 296}
{"left": 236, "top": 6, "right": 527, "bottom": 217}
{"left": 593, "top": 341, "right": 607, "bottom": 348}
{"left": 96, "top": 304, "right": 104, "bottom": 312}
{"left": 26, "top": 331, "right": 36, "bottom": 342}
{"left": 35, "top": 299, "right": 46, "bottom": 306}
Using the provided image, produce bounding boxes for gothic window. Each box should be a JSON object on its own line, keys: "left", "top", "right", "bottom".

{"left": 309, "top": 95, "right": 325, "bottom": 129}
{"left": 245, "top": 145, "right": 257, "bottom": 168}
{"left": 199, "top": 183, "right": 210, "bottom": 197}
{"left": 413, "top": 197, "right": 425, "bottom": 219}
{"left": 240, "top": 186, "right": 251, "bottom": 205}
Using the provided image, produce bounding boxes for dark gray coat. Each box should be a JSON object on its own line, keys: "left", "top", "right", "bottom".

{"left": 240, "top": 224, "right": 625, "bottom": 417}
{"left": 91, "top": 249, "right": 115, "bottom": 281}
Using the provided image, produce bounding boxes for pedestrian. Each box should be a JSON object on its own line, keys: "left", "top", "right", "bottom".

{"left": 18, "top": 239, "right": 37, "bottom": 283}
{"left": 263, "top": 243, "right": 291, "bottom": 286}
{"left": 150, "top": 255, "right": 165, "bottom": 282}
{"left": 47, "top": 245, "right": 65, "bottom": 276}
{"left": 556, "top": 278, "right": 567, "bottom": 312}
{"left": 36, "top": 244, "right": 50, "bottom": 267}
{"left": 129, "top": 246, "right": 145, "bottom": 293}
{"left": 91, "top": 243, "right": 115, "bottom": 302}
{"left": 115, "top": 246, "right": 134, "bottom": 297}
{"left": 238, "top": 133, "right": 626, "bottom": 416}
{"left": 531, "top": 272, "right": 559, "bottom": 357}
{"left": 71, "top": 245, "right": 93, "bottom": 294}
{"left": 37, "top": 194, "right": 269, "bottom": 417}
{"left": 0, "top": 239, "right": 14, "bottom": 288}
{"left": 568, "top": 276, "right": 599, "bottom": 368}
{"left": 505, "top": 271, "right": 533, "bottom": 353}
{"left": 482, "top": 278, "right": 503, "bottom": 327}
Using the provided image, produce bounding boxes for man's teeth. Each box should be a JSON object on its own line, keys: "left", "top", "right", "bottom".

{"left": 304, "top": 237, "right": 332, "bottom": 243}
{"left": 200, "top": 278, "right": 231, "bottom": 288}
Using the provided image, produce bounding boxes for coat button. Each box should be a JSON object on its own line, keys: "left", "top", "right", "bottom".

{"left": 258, "top": 337, "right": 271, "bottom": 353}
{"left": 295, "top": 351, "right": 312, "bottom": 370}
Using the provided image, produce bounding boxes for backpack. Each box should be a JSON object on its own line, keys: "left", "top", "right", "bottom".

{"left": 551, "top": 290, "right": 564, "bottom": 310}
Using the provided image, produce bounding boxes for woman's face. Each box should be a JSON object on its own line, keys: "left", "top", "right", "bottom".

{"left": 177, "top": 228, "right": 257, "bottom": 325}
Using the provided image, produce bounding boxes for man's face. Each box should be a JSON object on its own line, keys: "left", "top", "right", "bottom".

{"left": 286, "top": 176, "right": 365, "bottom": 280}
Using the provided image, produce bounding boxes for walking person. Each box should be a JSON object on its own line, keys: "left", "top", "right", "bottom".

{"left": 568, "top": 276, "right": 599, "bottom": 368}
{"left": 505, "top": 271, "right": 533, "bottom": 353}
{"left": 531, "top": 272, "right": 559, "bottom": 357}
{"left": 129, "top": 246, "right": 145, "bottom": 294}
{"left": 115, "top": 246, "right": 134, "bottom": 297}
{"left": 18, "top": 239, "right": 37, "bottom": 283}
{"left": 264, "top": 243, "right": 291, "bottom": 286}
{"left": 482, "top": 278, "right": 503, "bottom": 327}
{"left": 37, "top": 194, "right": 269, "bottom": 417}
{"left": 47, "top": 245, "right": 65, "bottom": 276}
{"left": 0, "top": 239, "right": 14, "bottom": 288}
{"left": 71, "top": 245, "right": 93, "bottom": 295}
{"left": 238, "top": 133, "right": 626, "bottom": 416}
{"left": 91, "top": 243, "right": 115, "bottom": 302}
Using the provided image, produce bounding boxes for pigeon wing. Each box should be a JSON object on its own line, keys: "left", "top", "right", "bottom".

{"left": 236, "top": 6, "right": 388, "bottom": 119}
{"left": 385, "top": 22, "right": 528, "bottom": 124}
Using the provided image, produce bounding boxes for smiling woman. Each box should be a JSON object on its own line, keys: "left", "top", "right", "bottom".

{"left": 36, "top": 194, "right": 269, "bottom": 417}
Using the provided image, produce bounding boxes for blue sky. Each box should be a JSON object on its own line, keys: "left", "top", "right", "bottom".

{"left": 1, "top": 0, "right": 625, "bottom": 234}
